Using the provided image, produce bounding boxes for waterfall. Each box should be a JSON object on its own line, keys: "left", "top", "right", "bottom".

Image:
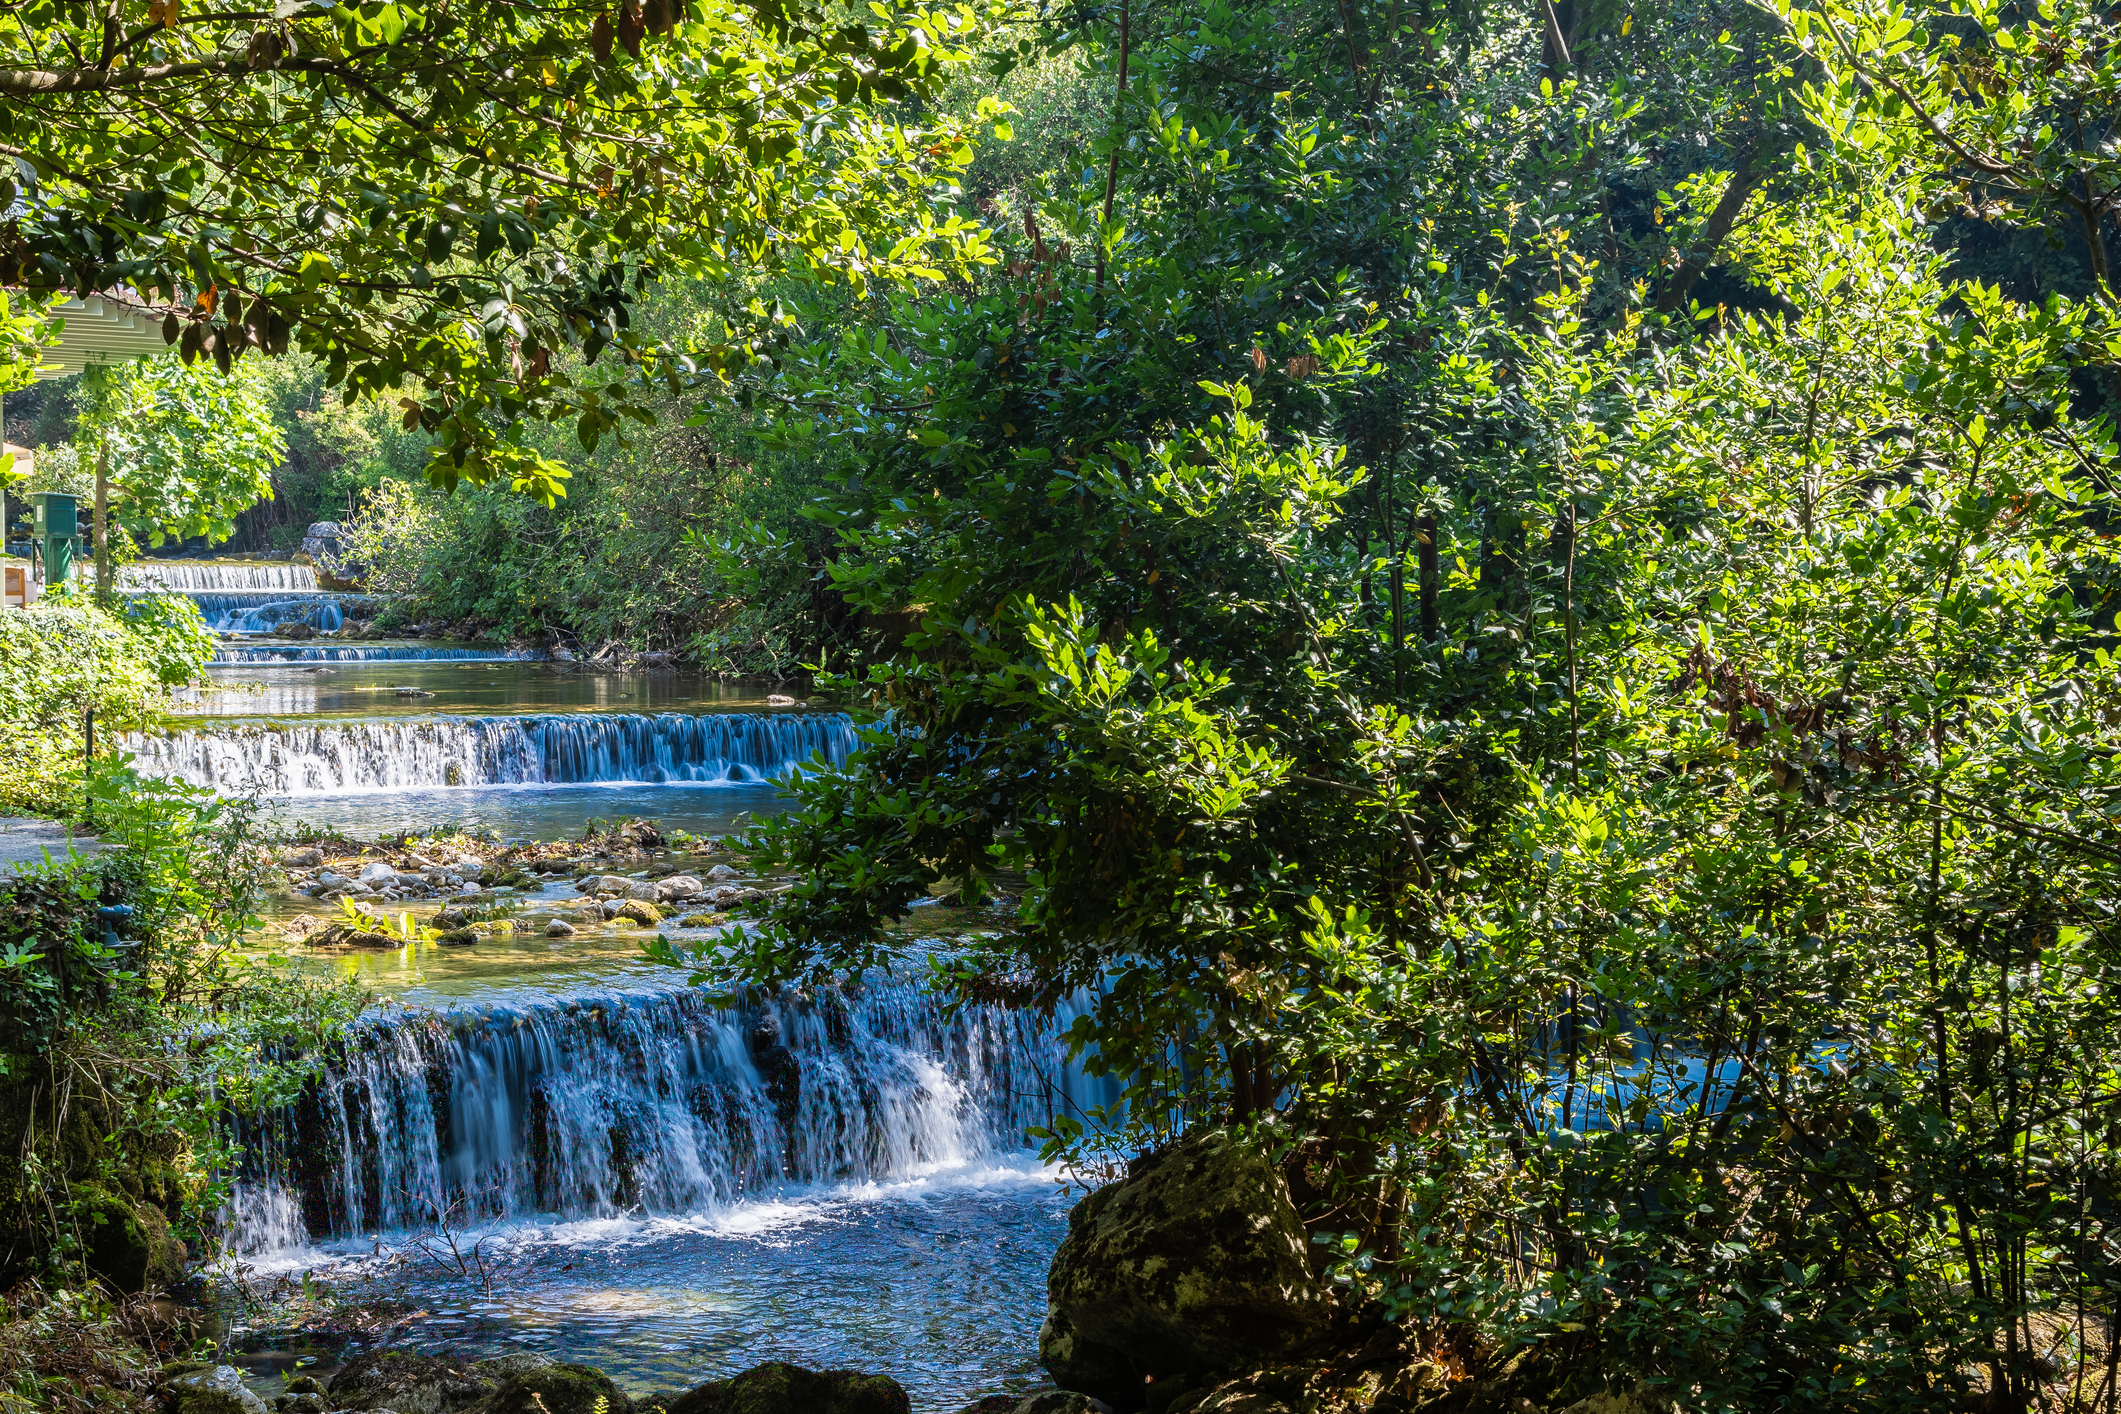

{"left": 127, "top": 712, "right": 857, "bottom": 794}
{"left": 121, "top": 561, "right": 321, "bottom": 592}
{"left": 181, "top": 592, "right": 349, "bottom": 632}
{"left": 231, "top": 979, "right": 1078, "bottom": 1251}
{"left": 211, "top": 646, "right": 533, "bottom": 663}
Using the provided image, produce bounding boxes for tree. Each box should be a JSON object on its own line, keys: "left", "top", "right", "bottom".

{"left": 662, "top": 3, "right": 2121, "bottom": 1405}
{"left": 79, "top": 356, "right": 287, "bottom": 550}
{"left": 0, "top": 0, "right": 1008, "bottom": 499}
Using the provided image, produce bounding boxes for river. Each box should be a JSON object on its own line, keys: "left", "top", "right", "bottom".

{"left": 128, "top": 564, "right": 1089, "bottom": 1411}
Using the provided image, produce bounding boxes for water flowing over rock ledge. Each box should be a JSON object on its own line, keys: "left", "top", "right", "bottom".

{"left": 126, "top": 711, "right": 857, "bottom": 794}
{"left": 229, "top": 976, "right": 1102, "bottom": 1253}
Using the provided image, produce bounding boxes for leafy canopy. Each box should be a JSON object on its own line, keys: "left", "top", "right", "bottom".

{"left": 0, "top": 0, "right": 1008, "bottom": 500}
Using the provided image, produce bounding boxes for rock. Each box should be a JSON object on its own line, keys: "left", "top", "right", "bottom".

{"left": 651, "top": 1361, "right": 909, "bottom": 1414}
{"left": 405, "top": 853, "right": 438, "bottom": 870}
{"left": 1015, "top": 1396, "right": 1115, "bottom": 1414}
{"left": 285, "top": 1376, "right": 324, "bottom": 1395}
{"left": 284, "top": 1395, "right": 328, "bottom": 1414}
{"left": 281, "top": 847, "right": 325, "bottom": 868}
{"left": 706, "top": 864, "right": 740, "bottom": 881}
{"left": 309, "top": 922, "right": 398, "bottom": 949}
{"left": 452, "top": 854, "right": 485, "bottom": 873}
{"left": 481, "top": 1363, "right": 633, "bottom": 1414}
{"left": 1040, "top": 1129, "right": 1333, "bottom": 1405}
{"left": 546, "top": 920, "right": 577, "bottom": 938}
{"left": 280, "top": 914, "right": 322, "bottom": 939}
{"left": 951, "top": 1399, "right": 1025, "bottom": 1414}
{"left": 394, "top": 687, "right": 435, "bottom": 698}
{"left": 624, "top": 878, "right": 661, "bottom": 901}
{"left": 317, "top": 870, "right": 354, "bottom": 891}
{"left": 358, "top": 861, "right": 398, "bottom": 885}
{"left": 77, "top": 1185, "right": 186, "bottom": 1292}
{"left": 164, "top": 1365, "right": 269, "bottom": 1414}
{"left": 434, "top": 907, "right": 470, "bottom": 929}
{"left": 674, "top": 912, "right": 725, "bottom": 928}
{"left": 326, "top": 1350, "right": 493, "bottom": 1412}
{"left": 280, "top": 621, "right": 318, "bottom": 640}
{"left": 655, "top": 875, "right": 703, "bottom": 901}
{"left": 612, "top": 900, "right": 663, "bottom": 926}
{"left": 434, "top": 928, "right": 478, "bottom": 946}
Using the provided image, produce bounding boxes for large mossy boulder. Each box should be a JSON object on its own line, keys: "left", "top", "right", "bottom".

{"left": 326, "top": 1350, "right": 496, "bottom": 1413}
{"left": 649, "top": 1360, "right": 910, "bottom": 1414}
{"left": 479, "top": 1362, "right": 633, "bottom": 1414}
{"left": 76, "top": 1183, "right": 186, "bottom": 1293}
{"left": 1040, "top": 1129, "right": 1334, "bottom": 1406}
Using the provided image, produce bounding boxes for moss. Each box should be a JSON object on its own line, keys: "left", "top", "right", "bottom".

{"left": 645, "top": 1362, "right": 909, "bottom": 1414}
{"left": 612, "top": 900, "right": 663, "bottom": 926}
{"left": 73, "top": 1185, "right": 184, "bottom": 1293}
{"left": 481, "top": 1362, "right": 633, "bottom": 1414}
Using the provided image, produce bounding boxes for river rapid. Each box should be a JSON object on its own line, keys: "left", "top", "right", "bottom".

{"left": 131, "top": 565, "right": 1088, "bottom": 1411}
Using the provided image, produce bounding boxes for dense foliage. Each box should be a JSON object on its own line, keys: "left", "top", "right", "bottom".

{"left": 0, "top": 0, "right": 1006, "bottom": 496}
{"left": 640, "top": 0, "right": 2121, "bottom": 1408}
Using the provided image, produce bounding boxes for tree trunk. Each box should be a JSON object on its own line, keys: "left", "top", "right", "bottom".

{"left": 1656, "top": 159, "right": 1766, "bottom": 315}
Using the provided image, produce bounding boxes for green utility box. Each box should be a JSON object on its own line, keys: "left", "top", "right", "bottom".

{"left": 30, "top": 491, "right": 78, "bottom": 585}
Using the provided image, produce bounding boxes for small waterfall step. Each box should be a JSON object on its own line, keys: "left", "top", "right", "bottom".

{"left": 233, "top": 978, "right": 1075, "bottom": 1250}
{"left": 128, "top": 711, "right": 857, "bottom": 793}
{"left": 122, "top": 561, "right": 321, "bottom": 592}
{"left": 181, "top": 591, "right": 358, "bottom": 633}
{"left": 211, "top": 645, "right": 532, "bottom": 663}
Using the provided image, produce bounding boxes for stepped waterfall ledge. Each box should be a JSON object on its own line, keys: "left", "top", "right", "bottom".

{"left": 126, "top": 711, "right": 857, "bottom": 794}
{"left": 120, "top": 561, "right": 322, "bottom": 592}
{"left": 231, "top": 978, "right": 1095, "bottom": 1253}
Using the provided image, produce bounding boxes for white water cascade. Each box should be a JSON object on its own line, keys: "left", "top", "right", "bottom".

{"left": 231, "top": 979, "right": 1100, "bottom": 1252}
{"left": 122, "top": 561, "right": 321, "bottom": 592}
{"left": 127, "top": 712, "right": 857, "bottom": 794}
{"left": 181, "top": 592, "right": 349, "bottom": 632}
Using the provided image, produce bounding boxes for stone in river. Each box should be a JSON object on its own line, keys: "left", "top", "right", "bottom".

{"left": 648, "top": 1360, "right": 908, "bottom": 1414}
{"left": 546, "top": 919, "right": 577, "bottom": 938}
{"left": 280, "top": 847, "right": 324, "bottom": 868}
{"left": 434, "top": 928, "right": 478, "bottom": 946}
{"left": 316, "top": 870, "right": 354, "bottom": 891}
{"left": 357, "top": 861, "right": 397, "bottom": 884}
{"left": 624, "top": 878, "right": 661, "bottom": 901}
{"left": 1012, "top": 1396, "right": 1116, "bottom": 1414}
{"left": 612, "top": 899, "right": 663, "bottom": 926}
{"left": 1040, "top": 1128, "right": 1333, "bottom": 1406}
{"left": 406, "top": 852, "right": 439, "bottom": 870}
{"left": 162, "top": 1364, "right": 267, "bottom": 1414}
{"left": 656, "top": 875, "right": 703, "bottom": 901}
{"left": 326, "top": 1349, "right": 494, "bottom": 1411}
{"left": 482, "top": 1362, "right": 633, "bottom": 1414}
{"left": 706, "top": 863, "right": 741, "bottom": 881}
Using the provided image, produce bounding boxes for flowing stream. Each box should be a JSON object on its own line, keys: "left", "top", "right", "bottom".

{"left": 136, "top": 559, "right": 1080, "bottom": 1410}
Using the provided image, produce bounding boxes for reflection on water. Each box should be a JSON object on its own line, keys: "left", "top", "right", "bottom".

{"left": 257, "top": 779, "right": 791, "bottom": 843}
{"left": 172, "top": 663, "right": 803, "bottom": 720}
{"left": 233, "top": 1172, "right": 1066, "bottom": 1412}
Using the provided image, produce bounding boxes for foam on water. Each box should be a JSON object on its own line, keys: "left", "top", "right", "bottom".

{"left": 122, "top": 561, "right": 321, "bottom": 592}
{"left": 127, "top": 712, "right": 855, "bottom": 794}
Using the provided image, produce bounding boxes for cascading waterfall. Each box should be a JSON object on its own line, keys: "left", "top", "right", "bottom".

{"left": 121, "top": 561, "right": 321, "bottom": 592}
{"left": 183, "top": 592, "right": 349, "bottom": 632}
{"left": 127, "top": 711, "right": 856, "bottom": 794}
{"left": 230, "top": 979, "right": 1100, "bottom": 1253}
{"left": 211, "top": 645, "right": 533, "bottom": 663}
